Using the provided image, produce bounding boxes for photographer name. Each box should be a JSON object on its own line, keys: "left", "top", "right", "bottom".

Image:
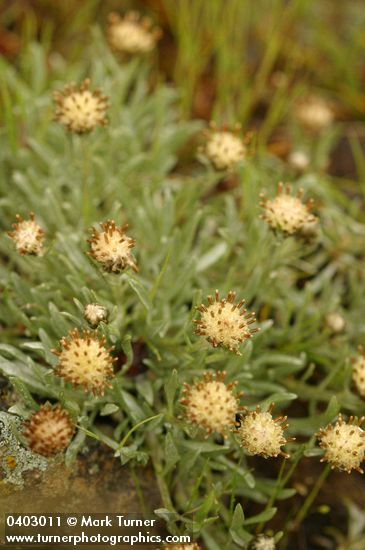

{"left": 81, "top": 515, "right": 156, "bottom": 528}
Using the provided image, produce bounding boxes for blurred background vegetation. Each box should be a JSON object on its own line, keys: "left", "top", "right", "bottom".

{"left": 2, "top": 0, "right": 365, "bottom": 180}
{"left": 1, "top": 0, "right": 365, "bottom": 119}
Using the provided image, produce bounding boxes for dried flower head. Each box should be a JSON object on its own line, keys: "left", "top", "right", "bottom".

{"left": 53, "top": 329, "right": 116, "bottom": 395}
{"left": 7, "top": 212, "right": 44, "bottom": 256}
{"left": 294, "top": 95, "right": 334, "bottom": 132}
{"left": 234, "top": 403, "right": 293, "bottom": 458}
{"left": 326, "top": 312, "right": 345, "bottom": 334}
{"left": 249, "top": 535, "right": 276, "bottom": 550}
{"left": 260, "top": 182, "right": 317, "bottom": 235}
{"left": 23, "top": 405, "right": 74, "bottom": 457}
{"left": 107, "top": 11, "right": 161, "bottom": 55}
{"left": 180, "top": 371, "right": 244, "bottom": 437}
{"left": 317, "top": 414, "right": 365, "bottom": 473}
{"left": 194, "top": 290, "right": 259, "bottom": 354}
{"left": 351, "top": 346, "right": 365, "bottom": 397}
{"left": 84, "top": 303, "right": 108, "bottom": 327}
{"left": 88, "top": 220, "right": 138, "bottom": 273}
{"left": 201, "top": 122, "right": 251, "bottom": 171}
{"left": 53, "top": 79, "right": 108, "bottom": 134}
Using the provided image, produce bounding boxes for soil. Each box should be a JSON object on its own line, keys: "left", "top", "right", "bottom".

{"left": 0, "top": 440, "right": 163, "bottom": 550}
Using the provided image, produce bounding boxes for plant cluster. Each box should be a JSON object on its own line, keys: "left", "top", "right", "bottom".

{"left": 1, "top": 4, "right": 365, "bottom": 550}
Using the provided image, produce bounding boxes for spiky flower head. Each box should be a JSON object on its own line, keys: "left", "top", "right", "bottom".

{"left": 88, "top": 220, "right": 138, "bottom": 274}
{"left": 53, "top": 79, "right": 108, "bottom": 134}
{"left": 201, "top": 122, "right": 251, "bottom": 171}
{"left": 84, "top": 303, "right": 108, "bottom": 328}
{"left": 317, "top": 414, "right": 365, "bottom": 473}
{"left": 294, "top": 95, "right": 334, "bottom": 132}
{"left": 180, "top": 371, "right": 243, "bottom": 437}
{"left": 53, "top": 329, "right": 116, "bottom": 395}
{"left": 249, "top": 535, "right": 276, "bottom": 550}
{"left": 194, "top": 290, "right": 259, "bottom": 354}
{"left": 260, "top": 182, "right": 317, "bottom": 236}
{"left": 352, "top": 346, "right": 365, "bottom": 398}
{"left": 7, "top": 212, "right": 44, "bottom": 256}
{"left": 107, "top": 11, "right": 161, "bottom": 55}
{"left": 23, "top": 405, "right": 74, "bottom": 457}
{"left": 234, "top": 403, "right": 292, "bottom": 458}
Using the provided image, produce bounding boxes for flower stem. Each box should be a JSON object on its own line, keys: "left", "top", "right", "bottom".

{"left": 116, "top": 413, "right": 164, "bottom": 451}
{"left": 80, "top": 137, "right": 91, "bottom": 227}
{"left": 291, "top": 463, "right": 331, "bottom": 530}
{"left": 256, "top": 444, "right": 306, "bottom": 534}
{"left": 146, "top": 432, "right": 175, "bottom": 512}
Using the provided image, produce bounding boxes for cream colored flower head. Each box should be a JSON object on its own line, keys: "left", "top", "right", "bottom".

{"left": 23, "top": 405, "right": 74, "bottom": 457}
{"left": 7, "top": 212, "right": 44, "bottom": 256}
{"left": 317, "top": 414, "right": 365, "bottom": 473}
{"left": 352, "top": 346, "right": 365, "bottom": 397}
{"left": 53, "top": 79, "right": 108, "bottom": 134}
{"left": 326, "top": 312, "right": 345, "bottom": 334}
{"left": 260, "top": 182, "right": 317, "bottom": 236}
{"left": 202, "top": 122, "right": 251, "bottom": 171}
{"left": 107, "top": 11, "right": 161, "bottom": 54}
{"left": 84, "top": 303, "right": 108, "bottom": 327}
{"left": 249, "top": 535, "right": 276, "bottom": 550}
{"left": 53, "top": 329, "right": 116, "bottom": 395}
{"left": 180, "top": 371, "right": 243, "bottom": 437}
{"left": 294, "top": 95, "right": 334, "bottom": 132}
{"left": 194, "top": 290, "right": 259, "bottom": 354}
{"left": 88, "top": 220, "right": 138, "bottom": 273}
{"left": 288, "top": 150, "right": 309, "bottom": 172}
{"left": 159, "top": 545, "right": 201, "bottom": 550}
{"left": 234, "top": 403, "right": 292, "bottom": 458}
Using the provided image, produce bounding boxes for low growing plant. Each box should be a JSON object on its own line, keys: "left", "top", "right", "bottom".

{"left": 1, "top": 17, "right": 365, "bottom": 550}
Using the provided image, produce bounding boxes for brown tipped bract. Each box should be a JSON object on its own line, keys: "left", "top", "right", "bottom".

{"left": 23, "top": 405, "right": 74, "bottom": 457}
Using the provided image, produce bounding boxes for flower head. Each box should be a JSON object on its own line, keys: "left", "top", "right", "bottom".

{"left": 260, "top": 182, "right": 317, "bottom": 236}
{"left": 53, "top": 329, "right": 116, "bottom": 395}
{"left": 159, "top": 544, "right": 201, "bottom": 550}
{"left": 352, "top": 347, "right": 365, "bottom": 398}
{"left": 326, "top": 312, "right": 345, "bottom": 334}
{"left": 180, "top": 371, "right": 243, "bottom": 437}
{"left": 194, "top": 290, "right": 259, "bottom": 354}
{"left": 317, "top": 414, "right": 365, "bottom": 473}
{"left": 53, "top": 79, "right": 108, "bottom": 134}
{"left": 288, "top": 150, "right": 310, "bottom": 172}
{"left": 107, "top": 11, "right": 161, "bottom": 55}
{"left": 294, "top": 95, "right": 334, "bottom": 132}
{"left": 249, "top": 535, "right": 276, "bottom": 550}
{"left": 234, "top": 403, "right": 292, "bottom": 458}
{"left": 201, "top": 122, "right": 251, "bottom": 171}
{"left": 23, "top": 405, "right": 74, "bottom": 457}
{"left": 88, "top": 220, "right": 138, "bottom": 273}
{"left": 7, "top": 212, "right": 44, "bottom": 256}
{"left": 84, "top": 303, "right": 108, "bottom": 327}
